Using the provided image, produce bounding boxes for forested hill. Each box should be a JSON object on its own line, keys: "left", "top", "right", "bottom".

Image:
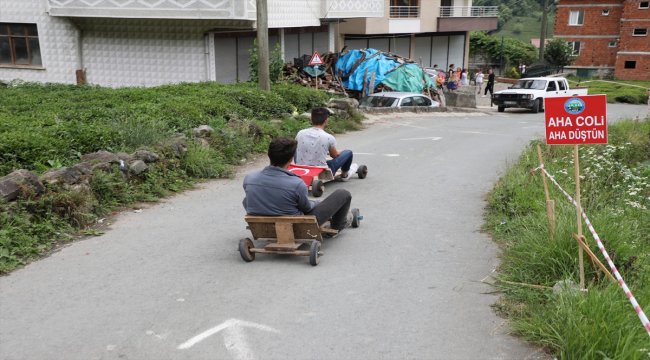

{"left": 475, "top": 0, "right": 554, "bottom": 42}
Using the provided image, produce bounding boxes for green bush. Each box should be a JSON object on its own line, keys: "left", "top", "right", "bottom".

{"left": 0, "top": 81, "right": 359, "bottom": 273}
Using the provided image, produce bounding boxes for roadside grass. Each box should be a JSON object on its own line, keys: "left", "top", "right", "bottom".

{"left": 566, "top": 78, "right": 650, "bottom": 105}
{"left": 0, "top": 81, "right": 361, "bottom": 273}
{"left": 485, "top": 119, "right": 650, "bottom": 357}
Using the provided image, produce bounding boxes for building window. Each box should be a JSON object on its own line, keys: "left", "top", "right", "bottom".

{"left": 569, "top": 10, "right": 584, "bottom": 25}
{"left": 602, "top": 9, "right": 609, "bottom": 16}
{"left": 568, "top": 41, "right": 581, "bottom": 56}
{"left": 0, "top": 23, "right": 42, "bottom": 67}
{"left": 633, "top": 28, "right": 648, "bottom": 36}
{"left": 608, "top": 41, "right": 617, "bottom": 47}
{"left": 624, "top": 61, "right": 636, "bottom": 69}
{"left": 640, "top": 2, "right": 649, "bottom": 9}
{"left": 390, "top": 0, "right": 419, "bottom": 18}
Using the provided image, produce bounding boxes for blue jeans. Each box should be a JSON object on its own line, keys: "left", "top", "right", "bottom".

{"left": 326, "top": 150, "right": 353, "bottom": 175}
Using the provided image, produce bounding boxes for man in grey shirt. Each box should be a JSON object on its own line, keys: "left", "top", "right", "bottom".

{"left": 243, "top": 137, "right": 353, "bottom": 231}
{"left": 295, "top": 108, "right": 356, "bottom": 181}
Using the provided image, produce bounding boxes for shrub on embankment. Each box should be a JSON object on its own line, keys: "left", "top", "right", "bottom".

{"left": 485, "top": 119, "right": 650, "bottom": 357}
{"left": 0, "top": 82, "right": 362, "bottom": 274}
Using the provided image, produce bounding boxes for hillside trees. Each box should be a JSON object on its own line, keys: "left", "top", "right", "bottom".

{"left": 474, "top": 0, "right": 544, "bottom": 29}
{"left": 470, "top": 31, "right": 537, "bottom": 71}
{"left": 543, "top": 38, "right": 575, "bottom": 70}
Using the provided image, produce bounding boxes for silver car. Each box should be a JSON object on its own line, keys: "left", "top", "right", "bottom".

{"left": 359, "top": 92, "right": 440, "bottom": 109}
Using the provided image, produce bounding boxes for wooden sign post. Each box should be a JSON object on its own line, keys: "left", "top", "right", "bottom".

{"left": 545, "top": 94, "right": 608, "bottom": 290}
{"left": 536, "top": 144, "right": 555, "bottom": 240}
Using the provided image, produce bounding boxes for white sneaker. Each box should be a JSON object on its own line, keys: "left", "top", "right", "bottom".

{"left": 340, "top": 163, "right": 358, "bottom": 182}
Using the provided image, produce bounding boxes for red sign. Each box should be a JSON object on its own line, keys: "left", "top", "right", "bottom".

{"left": 308, "top": 51, "right": 324, "bottom": 66}
{"left": 544, "top": 95, "right": 608, "bottom": 145}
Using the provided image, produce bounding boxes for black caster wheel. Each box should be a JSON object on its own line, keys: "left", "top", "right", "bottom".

{"left": 238, "top": 238, "right": 255, "bottom": 262}
{"left": 309, "top": 241, "right": 321, "bottom": 266}
{"left": 357, "top": 165, "right": 368, "bottom": 179}
{"left": 311, "top": 179, "right": 324, "bottom": 197}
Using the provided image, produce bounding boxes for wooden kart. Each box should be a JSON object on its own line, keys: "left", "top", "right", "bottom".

{"left": 239, "top": 209, "right": 361, "bottom": 266}
{"left": 287, "top": 164, "right": 368, "bottom": 197}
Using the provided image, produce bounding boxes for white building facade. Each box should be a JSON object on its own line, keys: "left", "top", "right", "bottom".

{"left": 1, "top": 0, "right": 497, "bottom": 87}
{"left": 0, "top": 0, "right": 383, "bottom": 86}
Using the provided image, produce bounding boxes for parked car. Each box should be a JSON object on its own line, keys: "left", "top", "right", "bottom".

{"left": 491, "top": 77, "right": 588, "bottom": 113}
{"left": 359, "top": 92, "right": 440, "bottom": 109}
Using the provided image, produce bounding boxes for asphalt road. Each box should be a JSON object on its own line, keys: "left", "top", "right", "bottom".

{"left": 0, "top": 104, "right": 647, "bottom": 360}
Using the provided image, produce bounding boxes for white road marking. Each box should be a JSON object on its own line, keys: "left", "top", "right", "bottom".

{"left": 353, "top": 152, "right": 401, "bottom": 157}
{"left": 399, "top": 136, "right": 442, "bottom": 141}
{"left": 178, "top": 318, "right": 280, "bottom": 359}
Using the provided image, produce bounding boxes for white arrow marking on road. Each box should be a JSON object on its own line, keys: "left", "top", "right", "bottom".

{"left": 399, "top": 136, "right": 442, "bottom": 141}
{"left": 178, "top": 318, "right": 280, "bottom": 359}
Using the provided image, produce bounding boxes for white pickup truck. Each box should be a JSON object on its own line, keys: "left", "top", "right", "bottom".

{"left": 491, "top": 77, "right": 588, "bottom": 113}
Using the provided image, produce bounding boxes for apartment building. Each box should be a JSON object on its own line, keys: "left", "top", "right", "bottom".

{"left": 0, "top": 0, "right": 383, "bottom": 86}
{"left": 554, "top": 0, "right": 650, "bottom": 80}
{"left": 337, "top": 0, "right": 498, "bottom": 72}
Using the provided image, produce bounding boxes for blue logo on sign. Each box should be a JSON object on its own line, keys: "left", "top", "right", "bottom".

{"left": 564, "top": 98, "right": 585, "bottom": 115}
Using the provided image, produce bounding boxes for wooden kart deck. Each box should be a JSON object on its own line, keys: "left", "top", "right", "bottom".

{"left": 241, "top": 215, "right": 337, "bottom": 265}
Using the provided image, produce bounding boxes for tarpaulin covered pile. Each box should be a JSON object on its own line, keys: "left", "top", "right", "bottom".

{"left": 334, "top": 48, "right": 436, "bottom": 95}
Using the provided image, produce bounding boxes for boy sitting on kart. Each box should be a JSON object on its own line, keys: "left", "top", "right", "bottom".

{"left": 243, "top": 137, "right": 354, "bottom": 231}
{"left": 295, "top": 107, "right": 357, "bottom": 181}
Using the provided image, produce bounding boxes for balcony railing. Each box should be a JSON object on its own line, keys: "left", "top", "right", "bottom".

{"left": 439, "top": 6, "right": 498, "bottom": 17}
{"left": 322, "top": 0, "right": 384, "bottom": 18}
{"left": 389, "top": 6, "right": 420, "bottom": 18}
{"left": 46, "top": 0, "right": 256, "bottom": 20}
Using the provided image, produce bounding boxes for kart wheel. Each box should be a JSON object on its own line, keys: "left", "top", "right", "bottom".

{"left": 351, "top": 208, "right": 361, "bottom": 228}
{"left": 238, "top": 238, "right": 255, "bottom": 262}
{"left": 309, "top": 241, "right": 321, "bottom": 266}
{"left": 497, "top": 106, "right": 505, "bottom": 113}
{"left": 311, "top": 179, "right": 324, "bottom": 197}
{"left": 357, "top": 165, "right": 368, "bottom": 179}
{"left": 532, "top": 99, "right": 541, "bottom": 114}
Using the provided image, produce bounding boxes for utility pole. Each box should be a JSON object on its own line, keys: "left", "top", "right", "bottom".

{"left": 539, "top": 0, "right": 549, "bottom": 61}
{"left": 256, "top": 0, "right": 270, "bottom": 91}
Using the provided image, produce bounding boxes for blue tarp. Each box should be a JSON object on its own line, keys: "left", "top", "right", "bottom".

{"left": 334, "top": 48, "right": 434, "bottom": 94}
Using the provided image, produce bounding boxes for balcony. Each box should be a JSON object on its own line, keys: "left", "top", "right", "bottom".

{"left": 322, "top": 0, "right": 384, "bottom": 19}
{"left": 389, "top": 6, "right": 420, "bottom": 18}
{"left": 437, "top": 6, "right": 498, "bottom": 32}
{"left": 46, "top": 0, "right": 257, "bottom": 20}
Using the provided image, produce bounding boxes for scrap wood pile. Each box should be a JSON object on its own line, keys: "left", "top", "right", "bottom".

{"left": 284, "top": 48, "right": 439, "bottom": 100}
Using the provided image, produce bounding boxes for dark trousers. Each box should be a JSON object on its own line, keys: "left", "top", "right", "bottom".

{"left": 484, "top": 82, "right": 494, "bottom": 96}
{"left": 326, "top": 150, "right": 353, "bottom": 175}
{"left": 307, "top": 189, "right": 351, "bottom": 230}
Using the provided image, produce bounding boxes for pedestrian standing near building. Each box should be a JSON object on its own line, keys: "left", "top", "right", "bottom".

{"left": 460, "top": 69, "right": 469, "bottom": 86}
{"left": 483, "top": 68, "right": 495, "bottom": 97}
{"left": 475, "top": 69, "right": 484, "bottom": 95}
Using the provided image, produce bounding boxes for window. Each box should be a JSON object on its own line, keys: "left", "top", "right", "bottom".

{"left": 624, "top": 61, "right": 636, "bottom": 69}
{"left": 546, "top": 81, "right": 557, "bottom": 92}
{"left": 569, "top": 10, "right": 584, "bottom": 25}
{"left": 412, "top": 96, "right": 432, "bottom": 106}
{"left": 602, "top": 9, "right": 609, "bottom": 16}
{"left": 400, "top": 97, "right": 415, "bottom": 107}
{"left": 558, "top": 81, "right": 567, "bottom": 91}
{"left": 0, "top": 23, "right": 41, "bottom": 67}
{"left": 608, "top": 41, "right": 617, "bottom": 47}
{"left": 568, "top": 41, "right": 581, "bottom": 56}
{"left": 640, "top": 2, "right": 649, "bottom": 9}
{"left": 633, "top": 28, "right": 648, "bottom": 36}
{"left": 390, "top": 0, "right": 419, "bottom": 18}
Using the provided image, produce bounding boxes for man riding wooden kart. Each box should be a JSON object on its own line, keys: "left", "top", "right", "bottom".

{"left": 289, "top": 107, "right": 368, "bottom": 197}
{"left": 241, "top": 137, "right": 361, "bottom": 266}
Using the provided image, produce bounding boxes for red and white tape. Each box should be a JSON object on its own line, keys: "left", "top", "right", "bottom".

{"left": 539, "top": 165, "right": 650, "bottom": 337}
